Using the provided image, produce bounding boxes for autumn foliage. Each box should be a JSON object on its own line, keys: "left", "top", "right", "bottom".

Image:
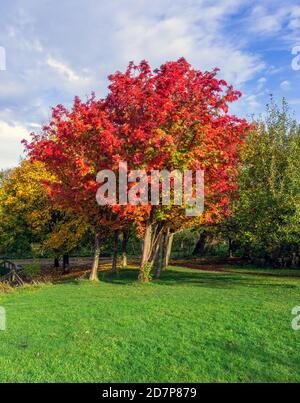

{"left": 24, "top": 58, "right": 250, "bottom": 281}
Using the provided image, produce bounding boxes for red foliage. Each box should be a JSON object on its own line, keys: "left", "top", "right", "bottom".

{"left": 24, "top": 58, "right": 250, "bottom": 234}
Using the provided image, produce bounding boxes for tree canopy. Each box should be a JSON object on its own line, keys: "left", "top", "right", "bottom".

{"left": 24, "top": 58, "right": 250, "bottom": 281}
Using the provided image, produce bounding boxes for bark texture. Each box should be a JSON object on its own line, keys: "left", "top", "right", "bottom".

{"left": 163, "top": 231, "right": 174, "bottom": 271}
{"left": 121, "top": 230, "right": 129, "bottom": 268}
{"left": 139, "top": 222, "right": 165, "bottom": 282}
{"left": 62, "top": 254, "right": 70, "bottom": 274}
{"left": 90, "top": 234, "right": 101, "bottom": 281}
{"left": 153, "top": 229, "right": 175, "bottom": 278}
{"left": 112, "top": 230, "right": 119, "bottom": 275}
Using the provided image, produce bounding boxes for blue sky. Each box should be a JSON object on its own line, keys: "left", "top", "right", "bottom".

{"left": 0, "top": 0, "right": 299, "bottom": 169}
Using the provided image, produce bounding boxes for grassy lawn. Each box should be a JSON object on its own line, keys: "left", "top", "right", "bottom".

{"left": 222, "top": 265, "right": 300, "bottom": 278}
{"left": 0, "top": 266, "right": 299, "bottom": 383}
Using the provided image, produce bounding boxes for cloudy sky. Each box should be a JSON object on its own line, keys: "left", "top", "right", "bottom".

{"left": 0, "top": 0, "right": 299, "bottom": 169}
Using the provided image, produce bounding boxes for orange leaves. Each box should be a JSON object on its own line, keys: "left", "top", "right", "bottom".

{"left": 24, "top": 58, "right": 250, "bottom": 234}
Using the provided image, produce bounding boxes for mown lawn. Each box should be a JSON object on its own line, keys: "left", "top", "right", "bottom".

{"left": 0, "top": 266, "right": 299, "bottom": 383}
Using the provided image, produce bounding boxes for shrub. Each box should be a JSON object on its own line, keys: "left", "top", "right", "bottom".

{"left": 22, "top": 264, "right": 42, "bottom": 279}
{"left": 0, "top": 282, "right": 12, "bottom": 293}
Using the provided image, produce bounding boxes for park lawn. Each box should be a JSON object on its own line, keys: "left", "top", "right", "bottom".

{"left": 0, "top": 266, "right": 299, "bottom": 383}
{"left": 221, "top": 265, "right": 300, "bottom": 278}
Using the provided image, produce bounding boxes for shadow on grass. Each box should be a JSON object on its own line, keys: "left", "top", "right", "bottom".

{"left": 97, "top": 267, "right": 298, "bottom": 290}
{"left": 100, "top": 269, "right": 139, "bottom": 285}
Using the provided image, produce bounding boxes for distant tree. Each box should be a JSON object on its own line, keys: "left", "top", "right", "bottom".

{"left": 0, "top": 169, "right": 11, "bottom": 186}
{"left": 0, "top": 161, "right": 88, "bottom": 266}
{"left": 214, "top": 99, "right": 300, "bottom": 266}
{"left": 0, "top": 161, "right": 52, "bottom": 256}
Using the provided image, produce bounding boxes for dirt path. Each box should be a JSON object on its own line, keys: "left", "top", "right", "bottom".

{"left": 5, "top": 257, "right": 300, "bottom": 280}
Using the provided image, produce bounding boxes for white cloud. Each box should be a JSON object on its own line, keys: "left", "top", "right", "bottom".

{"left": 7, "top": 25, "right": 43, "bottom": 52}
{"left": 280, "top": 80, "right": 291, "bottom": 90}
{"left": 245, "top": 94, "right": 262, "bottom": 111}
{"left": 1, "top": 0, "right": 300, "bottom": 168}
{"left": 0, "top": 77, "right": 27, "bottom": 99}
{"left": 258, "top": 77, "right": 267, "bottom": 84}
{"left": 0, "top": 121, "right": 30, "bottom": 169}
{"left": 248, "top": 6, "right": 285, "bottom": 35}
{"left": 289, "top": 6, "right": 300, "bottom": 29}
{"left": 112, "top": 4, "right": 264, "bottom": 85}
{"left": 26, "top": 122, "right": 41, "bottom": 129}
{"left": 248, "top": 4, "right": 300, "bottom": 40}
{"left": 257, "top": 77, "right": 267, "bottom": 90}
{"left": 46, "top": 57, "right": 81, "bottom": 82}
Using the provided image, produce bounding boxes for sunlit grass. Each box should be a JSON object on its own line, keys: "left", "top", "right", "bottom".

{"left": 0, "top": 266, "right": 299, "bottom": 383}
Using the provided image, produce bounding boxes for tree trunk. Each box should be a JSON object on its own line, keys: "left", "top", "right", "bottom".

{"left": 54, "top": 257, "right": 60, "bottom": 268}
{"left": 62, "top": 254, "right": 70, "bottom": 274}
{"left": 153, "top": 228, "right": 174, "bottom": 278}
{"left": 192, "top": 231, "right": 208, "bottom": 256}
{"left": 139, "top": 222, "right": 166, "bottom": 282}
{"left": 112, "top": 230, "right": 119, "bottom": 275}
{"left": 90, "top": 235, "right": 101, "bottom": 281}
{"left": 228, "top": 237, "right": 233, "bottom": 258}
{"left": 148, "top": 230, "right": 164, "bottom": 277}
{"left": 153, "top": 235, "right": 164, "bottom": 278}
{"left": 163, "top": 231, "right": 174, "bottom": 271}
{"left": 139, "top": 223, "right": 153, "bottom": 283}
{"left": 121, "top": 230, "right": 129, "bottom": 268}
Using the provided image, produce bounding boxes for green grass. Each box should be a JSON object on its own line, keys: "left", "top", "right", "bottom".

{"left": 220, "top": 265, "right": 300, "bottom": 277}
{"left": 0, "top": 266, "right": 300, "bottom": 383}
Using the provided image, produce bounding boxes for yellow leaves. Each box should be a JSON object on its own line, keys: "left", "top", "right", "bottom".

{"left": 0, "top": 159, "right": 91, "bottom": 255}
{"left": 42, "top": 216, "right": 89, "bottom": 253}
{"left": 0, "top": 161, "right": 52, "bottom": 225}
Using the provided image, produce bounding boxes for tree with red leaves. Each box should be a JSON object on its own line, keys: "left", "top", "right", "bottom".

{"left": 25, "top": 58, "right": 250, "bottom": 282}
{"left": 24, "top": 96, "right": 122, "bottom": 280}
{"left": 105, "top": 58, "right": 250, "bottom": 281}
